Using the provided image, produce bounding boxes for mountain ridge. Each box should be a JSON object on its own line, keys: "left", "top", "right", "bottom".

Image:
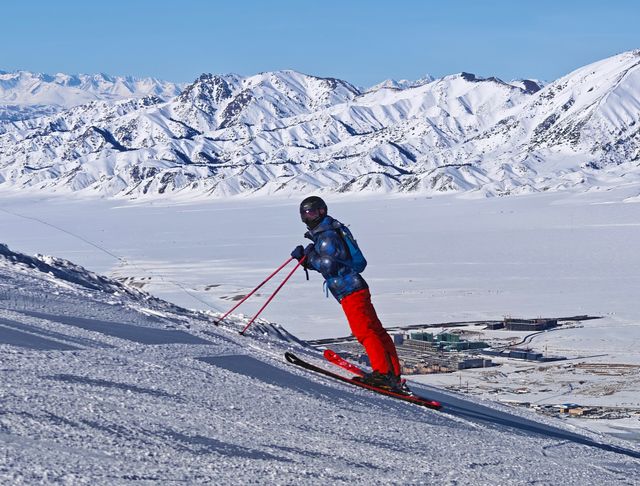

{"left": 0, "top": 70, "right": 185, "bottom": 122}
{"left": 1, "top": 51, "right": 639, "bottom": 199}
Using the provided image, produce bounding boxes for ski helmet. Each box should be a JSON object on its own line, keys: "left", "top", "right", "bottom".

{"left": 299, "top": 196, "right": 327, "bottom": 228}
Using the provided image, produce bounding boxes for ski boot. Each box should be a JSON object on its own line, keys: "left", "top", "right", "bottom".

{"left": 354, "top": 371, "right": 410, "bottom": 394}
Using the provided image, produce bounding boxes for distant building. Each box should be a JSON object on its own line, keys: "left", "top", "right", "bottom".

{"left": 393, "top": 334, "right": 404, "bottom": 346}
{"left": 408, "top": 332, "right": 488, "bottom": 350}
{"left": 509, "top": 349, "right": 529, "bottom": 360}
{"left": 568, "top": 408, "right": 587, "bottom": 416}
{"left": 504, "top": 318, "right": 558, "bottom": 331}
{"left": 485, "top": 322, "right": 505, "bottom": 330}
{"left": 397, "top": 338, "right": 493, "bottom": 373}
{"left": 481, "top": 348, "right": 563, "bottom": 362}
{"left": 410, "top": 332, "right": 433, "bottom": 342}
{"left": 332, "top": 331, "right": 494, "bottom": 375}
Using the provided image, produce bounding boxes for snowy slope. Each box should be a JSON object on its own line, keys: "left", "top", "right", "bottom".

{"left": 172, "top": 70, "right": 360, "bottom": 132}
{"left": 0, "top": 51, "right": 639, "bottom": 199}
{"left": 0, "top": 70, "right": 184, "bottom": 122}
{"left": 453, "top": 50, "right": 640, "bottom": 195}
{"left": 0, "top": 70, "right": 533, "bottom": 197}
{"left": 1, "top": 243, "right": 639, "bottom": 483}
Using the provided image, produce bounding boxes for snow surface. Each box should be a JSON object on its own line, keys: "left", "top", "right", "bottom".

{"left": 1, "top": 185, "right": 639, "bottom": 446}
{"left": 1, "top": 242, "right": 639, "bottom": 484}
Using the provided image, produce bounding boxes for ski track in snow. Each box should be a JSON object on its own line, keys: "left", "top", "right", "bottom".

{"left": 1, "top": 242, "right": 640, "bottom": 484}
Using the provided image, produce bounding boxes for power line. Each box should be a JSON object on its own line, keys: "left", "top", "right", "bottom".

{"left": 0, "top": 205, "right": 223, "bottom": 312}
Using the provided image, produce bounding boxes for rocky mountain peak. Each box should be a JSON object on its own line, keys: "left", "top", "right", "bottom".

{"left": 1, "top": 51, "right": 639, "bottom": 199}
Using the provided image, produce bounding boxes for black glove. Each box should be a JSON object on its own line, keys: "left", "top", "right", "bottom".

{"left": 291, "top": 244, "right": 315, "bottom": 264}
{"left": 303, "top": 243, "right": 315, "bottom": 258}
{"left": 291, "top": 245, "right": 305, "bottom": 261}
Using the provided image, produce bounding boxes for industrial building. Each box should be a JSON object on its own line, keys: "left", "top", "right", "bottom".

{"left": 398, "top": 339, "right": 493, "bottom": 374}
{"left": 503, "top": 318, "right": 558, "bottom": 331}
{"left": 328, "top": 332, "right": 493, "bottom": 375}
{"left": 409, "top": 332, "right": 490, "bottom": 351}
{"left": 482, "top": 318, "right": 559, "bottom": 332}
{"left": 481, "top": 347, "right": 565, "bottom": 362}
{"left": 484, "top": 322, "right": 505, "bottom": 330}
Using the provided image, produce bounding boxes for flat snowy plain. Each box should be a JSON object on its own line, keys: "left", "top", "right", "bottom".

{"left": 1, "top": 183, "right": 640, "bottom": 479}
{"left": 1, "top": 185, "right": 639, "bottom": 338}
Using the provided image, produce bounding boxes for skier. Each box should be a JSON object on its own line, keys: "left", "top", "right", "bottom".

{"left": 291, "top": 196, "right": 403, "bottom": 391}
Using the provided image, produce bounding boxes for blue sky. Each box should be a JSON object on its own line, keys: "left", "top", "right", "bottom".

{"left": 2, "top": 0, "right": 639, "bottom": 86}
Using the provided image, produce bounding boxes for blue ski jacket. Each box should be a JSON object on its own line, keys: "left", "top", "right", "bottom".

{"left": 303, "top": 216, "right": 368, "bottom": 302}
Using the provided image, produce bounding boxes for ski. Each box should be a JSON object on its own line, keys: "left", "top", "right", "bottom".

{"left": 285, "top": 352, "right": 442, "bottom": 410}
{"left": 324, "top": 349, "right": 412, "bottom": 391}
{"left": 323, "top": 349, "right": 365, "bottom": 376}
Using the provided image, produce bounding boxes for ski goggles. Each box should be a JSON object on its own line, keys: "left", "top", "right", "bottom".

{"left": 300, "top": 207, "right": 324, "bottom": 224}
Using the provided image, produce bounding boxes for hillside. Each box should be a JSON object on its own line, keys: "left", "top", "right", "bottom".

{"left": 1, "top": 243, "right": 639, "bottom": 483}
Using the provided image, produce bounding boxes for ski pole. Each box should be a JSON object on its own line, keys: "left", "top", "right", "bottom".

{"left": 239, "top": 256, "right": 306, "bottom": 335}
{"left": 214, "top": 257, "right": 295, "bottom": 325}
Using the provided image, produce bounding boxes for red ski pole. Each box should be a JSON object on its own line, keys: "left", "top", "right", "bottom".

{"left": 214, "top": 257, "right": 295, "bottom": 325}
{"left": 239, "top": 256, "right": 306, "bottom": 335}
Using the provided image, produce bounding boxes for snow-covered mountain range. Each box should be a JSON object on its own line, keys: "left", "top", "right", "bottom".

{"left": 0, "top": 70, "right": 184, "bottom": 121}
{"left": 2, "top": 242, "right": 639, "bottom": 483}
{"left": 1, "top": 50, "right": 639, "bottom": 199}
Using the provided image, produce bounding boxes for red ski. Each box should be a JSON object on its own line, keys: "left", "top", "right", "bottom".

{"left": 323, "top": 349, "right": 365, "bottom": 376}
{"left": 285, "top": 352, "right": 442, "bottom": 410}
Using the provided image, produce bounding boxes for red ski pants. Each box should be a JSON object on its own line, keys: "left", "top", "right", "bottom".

{"left": 341, "top": 288, "right": 401, "bottom": 376}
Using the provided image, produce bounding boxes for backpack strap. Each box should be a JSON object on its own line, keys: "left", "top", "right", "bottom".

{"left": 331, "top": 220, "right": 352, "bottom": 259}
